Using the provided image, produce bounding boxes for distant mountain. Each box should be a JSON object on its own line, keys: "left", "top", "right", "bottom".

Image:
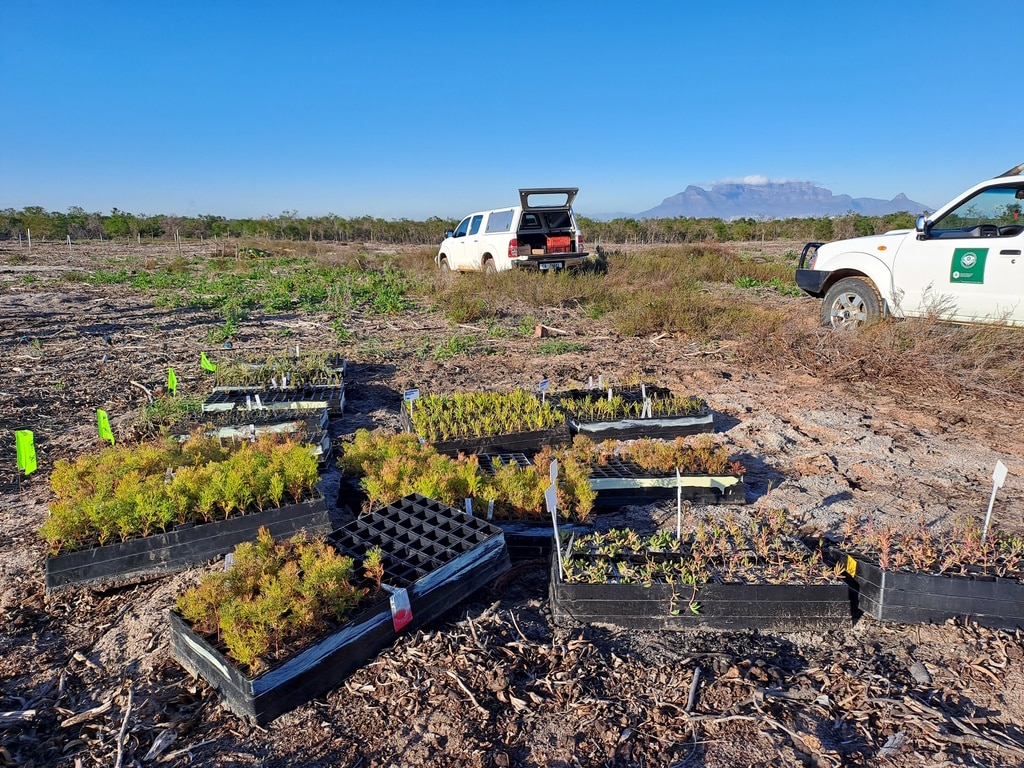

{"left": 630, "top": 181, "right": 931, "bottom": 220}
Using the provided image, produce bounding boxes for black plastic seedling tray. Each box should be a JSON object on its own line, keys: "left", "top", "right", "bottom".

{"left": 175, "top": 407, "right": 330, "bottom": 432}
{"left": 173, "top": 410, "right": 331, "bottom": 463}
{"left": 399, "top": 409, "right": 570, "bottom": 456}
{"left": 45, "top": 496, "right": 330, "bottom": 593}
{"left": 550, "top": 556, "right": 850, "bottom": 632}
{"left": 212, "top": 355, "right": 346, "bottom": 392}
{"left": 170, "top": 591, "right": 394, "bottom": 726}
{"left": 202, "top": 385, "right": 345, "bottom": 416}
{"left": 554, "top": 386, "right": 714, "bottom": 440}
{"left": 838, "top": 549, "right": 1024, "bottom": 630}
{"left": 495, "top": 520, "right": 592, "bottom": 561}
{"left": 171, "top": 494, "right": 510, "bottom": 724}
{"left": 588, "top": 459, "right": 746, "bottom": 507}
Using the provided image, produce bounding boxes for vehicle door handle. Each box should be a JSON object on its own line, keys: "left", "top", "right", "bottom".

{"left": 1000, "top": 249, "right": 1021, "bottom": 255}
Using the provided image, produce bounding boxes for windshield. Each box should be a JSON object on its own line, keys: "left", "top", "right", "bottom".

{"left": 934, "top": 186, "right": 1023, "bottom": 230}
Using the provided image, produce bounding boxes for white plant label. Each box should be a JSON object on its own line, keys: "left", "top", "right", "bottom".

{"left": 676, "top": 467, "right": 683, "bottom": 541}
{"left": 465, "top": 498, "right": 473, "bottom": 516}
{"left": 981, "top": 459, "right": 1009, "bottom": 546}
{"left": 546, "top": 482, "right": 564, "bottom": 580}
{"left": 550, "top": 458, "right": 559, "bottom": 488}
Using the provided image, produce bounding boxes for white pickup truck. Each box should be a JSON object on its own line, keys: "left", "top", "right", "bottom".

{"left": 797, "top": 163, "right": 1024, "bottom": 328}
{"left": 436, "top": 188, "right": 589, "bottom": 274}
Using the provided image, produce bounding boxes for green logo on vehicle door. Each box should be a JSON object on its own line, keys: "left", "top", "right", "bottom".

{"left": 950, "top": 248, "right": 988, "bottom": 284}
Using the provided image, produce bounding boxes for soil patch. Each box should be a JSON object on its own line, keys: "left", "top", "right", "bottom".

{"left": 2, "top": 241, "right": 1023, "bottom": 767}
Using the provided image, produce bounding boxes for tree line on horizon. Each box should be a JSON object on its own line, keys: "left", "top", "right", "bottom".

{"left": 0, "top": 205, "right": 918, "bottom": 246}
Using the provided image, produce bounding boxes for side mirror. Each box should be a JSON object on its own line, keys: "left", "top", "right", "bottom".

{"left": 915, "top": 215, "right": 931, "bottom": 240}
{"left": 443, "top": 230, "right": 453, "bottom": 239}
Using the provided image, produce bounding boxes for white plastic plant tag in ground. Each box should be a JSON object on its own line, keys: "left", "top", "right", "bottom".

{"left": 642, "top": 398, "right": 652, "bottom": 419}
{"left": 404, "top": 388, "right": 419, "bottom": 417}
{"left": 641, "top": 383, "right": 646, "bottom": 400}
{"left": 539, "top": 378, "right": 549, "bottom": 403}
{"left": 254, "top": 394, "right": 263, "bottom": 410}
{"left": 487, "top": 500, "right": 494, "bottom": 521}
{"left": 608, "top": 387, "right": 613, "bottom": 402}
{"left": 676, "top": 468, "right": 682, "bottom": 541}
{"left": 271, "top": 376, "right": 277, "bottom": 389}
{"left": 224, "top": 553, "right": 234, "bottom": 571}
{"left": 465, "top": 498, "right": 473, "bottom": 516}
{"left": 981, "top": 460, "right": 1008, "bottom": 546}
{"left": 588, "top": 376, "right": 594, "bottom": 389}
{"left": 550, "top": 458, "right": 559, "bottom": 488}
{"left": 245, "top": 395, "right": 252, "bottom": 410}
{"left": 546, "top": 482, "right": 564, "bottom": 580}
{"left": 383, "top": 585, "right": 413, "bottom": 631}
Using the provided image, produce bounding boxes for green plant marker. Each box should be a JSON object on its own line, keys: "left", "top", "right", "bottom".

{"left": 97, "top": 409, "right": 114, "bottom": 446}
{"left": 167, "top": 367, "right": 178, "bottom": 395}
{"left": 15, "top": 430, "right": 36, "bottom": 475}
{"left": 200, "top": 351, "right": 217, "bottom": 372}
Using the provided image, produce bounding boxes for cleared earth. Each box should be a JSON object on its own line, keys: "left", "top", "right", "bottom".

{"left": 1, "top": 240, "right": 1022, "bottom": 768}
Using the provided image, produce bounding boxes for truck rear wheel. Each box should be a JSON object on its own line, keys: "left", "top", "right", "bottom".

{"left": 483, "top": 259, "right": 496, "bottom": 275}
{"left": 821, "top": 277, "right": 881, "bottom": 329}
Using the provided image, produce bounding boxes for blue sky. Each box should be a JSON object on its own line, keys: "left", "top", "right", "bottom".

{"left": 2, "top": 1, "right": 1021, "bottom": 220}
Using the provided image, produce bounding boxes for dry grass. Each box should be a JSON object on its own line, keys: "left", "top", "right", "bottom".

{"left": 742, "top": 312, "right": 1024, "bottom": 401}
{"left": 341, "top": 241, "right": 1024, "bottom": 401}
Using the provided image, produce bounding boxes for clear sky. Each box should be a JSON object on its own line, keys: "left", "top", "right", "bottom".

{"left": 2, "top": 1, "right": 1021, "bottom": 221}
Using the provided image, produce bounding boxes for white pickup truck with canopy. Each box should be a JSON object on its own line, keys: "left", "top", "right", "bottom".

{"left": 436, "top": 188, "right": 589, "bottom": 274}
{"left": 796, "top": 163, "right": 1024, "bottom": 328}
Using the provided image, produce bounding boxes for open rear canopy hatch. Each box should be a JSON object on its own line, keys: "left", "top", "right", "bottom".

{"left": 519, "top": 188, "right": 579, "bottom": 211}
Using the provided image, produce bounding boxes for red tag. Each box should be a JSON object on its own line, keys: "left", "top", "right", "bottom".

{"left": 388, "top": 587, "right": 413, "bottom": 632}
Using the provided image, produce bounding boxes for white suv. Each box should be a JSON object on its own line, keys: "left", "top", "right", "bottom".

{"left": 797, "top": 163, "right": 1024, "bottom": 328}
{"left": 436, "top": 188, "right": 588, "bottom": 274}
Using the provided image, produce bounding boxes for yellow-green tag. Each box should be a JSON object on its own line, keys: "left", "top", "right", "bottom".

{"left": 15, "top": 430, "right": 37, "bottom": 475}
{"left": 97, "top": 409, "right": 115, "bottom": 446}
{"left": 846, "top": 555, "right": 856, "bottom": 577}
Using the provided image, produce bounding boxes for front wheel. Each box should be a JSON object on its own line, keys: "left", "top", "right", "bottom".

{"left": 483, "top": 259, "right": 497, "bottom": 275}
{"left": 821, "top": 277, "right": 881, "bottom": 329}
{"left": 439, "top": 258, "right": 451, "bottom": 275}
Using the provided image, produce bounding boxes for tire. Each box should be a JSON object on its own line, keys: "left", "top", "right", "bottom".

{"left": 439, "top": 258, "right": 451, "bottom": 275}
{"left": 483, "top": 259, "right": 497, "bottom": 275}
{"left": 821, "top": 277, "right": 881, "bottom": 329}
